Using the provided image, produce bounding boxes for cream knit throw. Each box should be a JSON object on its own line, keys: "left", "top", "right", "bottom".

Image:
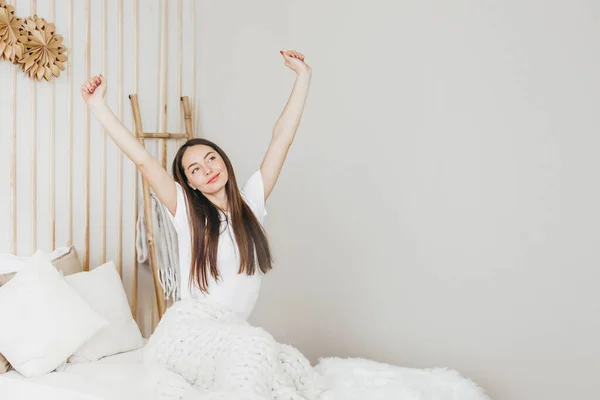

{"left": 141, "top": 299, "right": 321, "bottom": 400}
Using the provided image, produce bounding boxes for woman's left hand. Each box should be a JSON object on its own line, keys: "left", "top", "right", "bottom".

{"left": 280, "top": 50, "right": 311, "bottom": 76}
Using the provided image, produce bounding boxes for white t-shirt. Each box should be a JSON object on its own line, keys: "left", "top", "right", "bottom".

{"left": 164, "top": 170, "right": 267, "bottom": 320}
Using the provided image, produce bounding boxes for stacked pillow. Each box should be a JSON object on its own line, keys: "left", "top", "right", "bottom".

{"left": 0, "top": 248, "right": 143, "bottom": 378}
{"left": 64, "top": 260, "right": 144, "bottom": 363}
{"left": 0, "top": 247, "right": 83, "bottom": 374}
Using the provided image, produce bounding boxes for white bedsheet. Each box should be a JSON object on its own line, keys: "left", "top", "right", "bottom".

{"left": 0, "top": 341, "right": 491, "bottom": 400}
{"left": 0, "top": 377, "right": 106, "bottom": 400}
{"left": 0, "top": 343, "right": 148, "bottom": 400}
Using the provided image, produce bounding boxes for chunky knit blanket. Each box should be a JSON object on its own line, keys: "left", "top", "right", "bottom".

{"left": 140, "top": 299, "right": 321, "bottom": 400}
{"left": 138, "top": 300, "right": 491, "bottom": 400}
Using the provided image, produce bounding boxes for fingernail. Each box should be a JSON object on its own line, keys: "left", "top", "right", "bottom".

{"left": 280, "top": 50, "right": 283, "bottom": 54}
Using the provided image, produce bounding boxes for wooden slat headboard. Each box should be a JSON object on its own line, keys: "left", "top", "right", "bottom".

{"left": 2, "top": 0, "right": 198, "bottom": 335}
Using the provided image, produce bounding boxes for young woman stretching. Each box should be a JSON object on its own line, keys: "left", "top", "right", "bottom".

{"left": 81, "top": 50, "right": 311, "bottom": 320}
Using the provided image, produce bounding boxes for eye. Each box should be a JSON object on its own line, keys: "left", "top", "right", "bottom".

{"left": 191, "top": 167, "right": 199, "bottom": 174}
{"left": 208, "top": 156, "right": 216, "bottom": 162}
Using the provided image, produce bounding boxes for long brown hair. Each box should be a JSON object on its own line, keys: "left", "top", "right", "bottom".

{"left": 172, "top": 138, "right": 273, "bottom": 293}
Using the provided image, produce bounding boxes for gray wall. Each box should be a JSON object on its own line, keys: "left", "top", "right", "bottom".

{"left": 193, "top": 1, "right": 600, "bottom": 399}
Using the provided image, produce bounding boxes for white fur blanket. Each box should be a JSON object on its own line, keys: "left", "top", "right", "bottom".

{"left": 314, "top": 358, "right": 491, "bottom": 400}
{"left": 141, "top": 299, "right": 321, "bottom": 399}
{"left": 140, "top": 299, "right": 491, "bottom": 400}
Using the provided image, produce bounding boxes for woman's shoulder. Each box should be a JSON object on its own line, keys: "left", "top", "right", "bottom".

{"left": 240, "top": 170, "right": 266, "bottom": 222}
{"left": 165, "top": 181, "right": 191, "bottom": 230}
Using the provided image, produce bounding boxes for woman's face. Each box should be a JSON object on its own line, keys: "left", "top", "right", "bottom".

{"left": 181, "top": 144, "right": 229, "bottom": 195}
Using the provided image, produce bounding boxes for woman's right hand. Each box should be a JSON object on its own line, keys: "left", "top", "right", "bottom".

{"left": 81, "top": 75, "right": 106, "bottom": 108}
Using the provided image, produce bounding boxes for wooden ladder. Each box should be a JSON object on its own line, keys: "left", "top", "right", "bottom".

{"left": 129, "top": 94, "right": 194, "bottom": 322}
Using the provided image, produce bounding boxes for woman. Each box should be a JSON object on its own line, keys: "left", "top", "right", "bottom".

{"left": 81, "top": 50, "right": 311, "bottom": 320}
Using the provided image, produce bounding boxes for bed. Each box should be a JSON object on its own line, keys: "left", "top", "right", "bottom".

{"left": 0, "top": 343, "right": 148, "bottom": 400}
{"left": 0, "top": 230, "right": 493, "bottom": 400}
{"left": 0, "top": 253, "right": 491, "bottom": 400}
{"left": 0, "top": 246, "right": 490, "bottom": 399}
{"left": 0, "top": 339, "right": 491, "bottom": 400}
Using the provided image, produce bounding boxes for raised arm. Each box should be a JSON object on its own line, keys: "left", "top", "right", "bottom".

{"left": 260, "top": 50, "right": 312, "bottom": 200}
{"left": 81, "top": 76, "right": 177, "bottom": 215}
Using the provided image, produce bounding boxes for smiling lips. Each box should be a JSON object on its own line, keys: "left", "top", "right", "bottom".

{"left": 207, "top": 173, "right": 220, "bottom": 184}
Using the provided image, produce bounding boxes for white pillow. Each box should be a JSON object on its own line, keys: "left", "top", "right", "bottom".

{"left": 65, "top": 261, "right": 144, "bottom": 362}
{"left": 0, "top": 251, "right": 108, "bottom": 377}
{"left": 0, "top": 247, "right": 71, "bottom": 274}
{"left": 0, "top": 255, "right": 24, "bottom": 274}
{"left": 46, "top": 247, "right": 72, "bottom": 260}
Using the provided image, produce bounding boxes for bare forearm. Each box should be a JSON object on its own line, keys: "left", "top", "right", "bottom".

{"left": 81, "top": 75, "right": 176, "bottom": 211}
{"left": 90, "top": 103, "right": 151, "bottom": 167}
{"left": 273, "top": 72, "right": 312, "bottom": 143}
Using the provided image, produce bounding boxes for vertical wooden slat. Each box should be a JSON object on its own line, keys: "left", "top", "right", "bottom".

{"left": 131, "top": 0, "right": 139, "bottom": 319}
{"left": 84, "top": 0, "right": 91, "bottom": 270}
{"left": 30, "top": 0, "right": 37, "bottom": 253}
{"left": 9, "top": 0, "right": 17, "bottom": 254}
{"left": 101, "top": 0, "right": 107, "bottom": 264}
{"left": 159, "top": 0, "right": 168, "bottom": 169}
{"left": 67, "top": 0, "right": 73, "bottom": 247}
{"left": 182, "top": 97, "right": 194, "bottom": 139}
{"left": 50, "top": 0, "right": 56, "bottom": 250}
{"left": 117, "top": 0, "right": 124, "bottom": 277}
{"left": 192, "top": 0, "right": 197, "bottom": 139}
{"left": 177, "top": 0, "right": 182, "bottom": 146}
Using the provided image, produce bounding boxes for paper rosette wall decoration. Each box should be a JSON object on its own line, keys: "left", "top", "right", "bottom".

{"left": 18, "top": 15, "right": 67, "bottom": 81}
{"left": 0, "top": 0, "right": 24, "bottom": 63}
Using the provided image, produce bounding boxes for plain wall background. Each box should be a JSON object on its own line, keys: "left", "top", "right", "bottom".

{"left": 192, "top": 1, "right": 600, "bottom": 400}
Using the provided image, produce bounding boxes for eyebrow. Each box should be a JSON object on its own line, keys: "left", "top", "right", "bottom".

{"left": 187, "top": 152, "right": 215, "bottom": 171}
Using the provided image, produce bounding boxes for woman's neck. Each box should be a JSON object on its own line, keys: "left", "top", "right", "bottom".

{"left": 205, "top": 189, "right": 228, "bottom": 212}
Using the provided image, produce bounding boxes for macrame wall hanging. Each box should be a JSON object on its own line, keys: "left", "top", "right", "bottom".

{"left": 0, "top": 0, "right": 68, "bottom": 81}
